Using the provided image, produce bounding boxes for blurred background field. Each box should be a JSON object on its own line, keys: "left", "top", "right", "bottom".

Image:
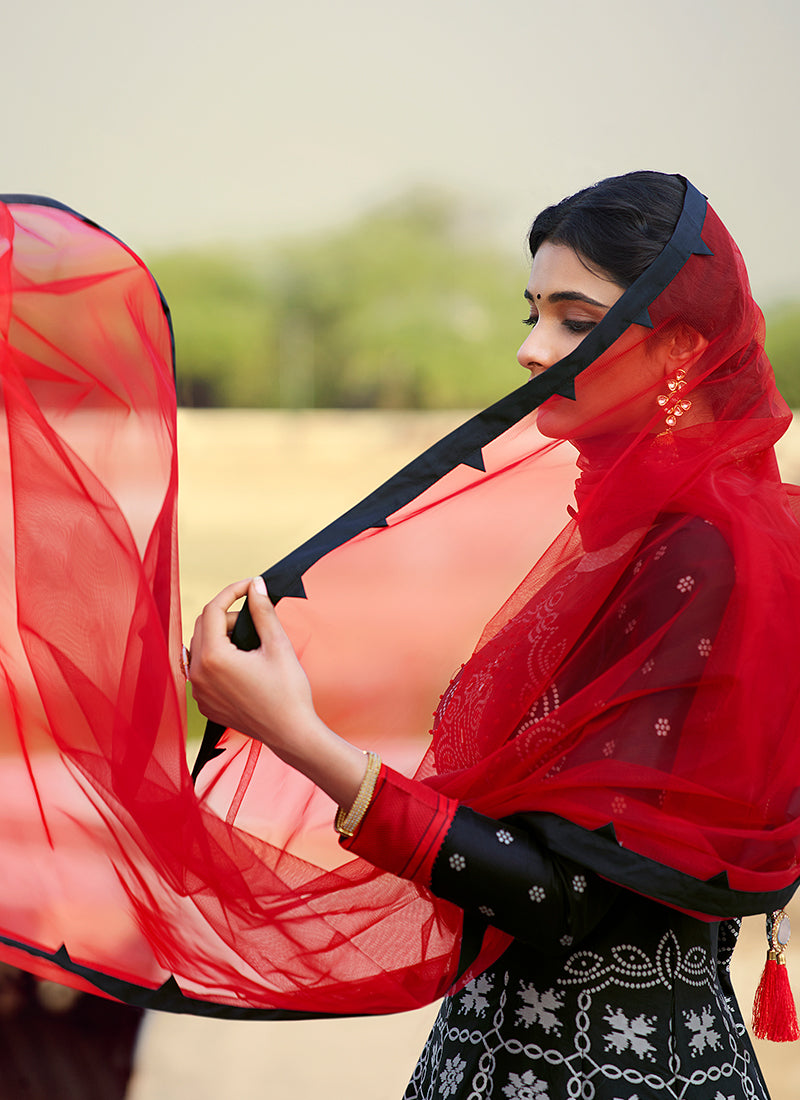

{"left": 151, "top": 407, "right": 800, "bottom": 1100}
{"left": 177, "top": 408, "right": 468, "bottom": 744}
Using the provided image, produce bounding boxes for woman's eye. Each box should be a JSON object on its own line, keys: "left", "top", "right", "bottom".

{"left": 563, "top": 319, "right": 596, "bottom": 335}
{"left": 522, "top": 315, "right": 538, "bottom": 327}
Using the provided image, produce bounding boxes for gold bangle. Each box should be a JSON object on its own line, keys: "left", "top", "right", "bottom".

{"left": 334, "top": 751, "right": 382, "bottom": 837}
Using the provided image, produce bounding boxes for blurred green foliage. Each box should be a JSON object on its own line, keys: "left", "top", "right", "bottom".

{"left": 150, "top": 193, "right": 800, "bottom": 409}
{"left": 765, "top": 303, "right": 800, "bottom": 407}
{"left": 151, "top": 192, "right": 528, "bottom": 409}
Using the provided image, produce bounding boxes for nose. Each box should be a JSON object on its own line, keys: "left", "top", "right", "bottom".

{"left": 517, "top": 327, "right": 557, "bottom": 377}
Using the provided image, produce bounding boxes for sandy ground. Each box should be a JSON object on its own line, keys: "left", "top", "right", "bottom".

{"left": 126, "top": 410, "right": 800, "bottom": 1100}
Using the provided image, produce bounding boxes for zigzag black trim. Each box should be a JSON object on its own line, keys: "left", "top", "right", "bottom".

{"left": 0, "top": 935, "right": 351, "bottom": 1020}
{"left": 193, "top": 179, "right": 712, "bottom": 779}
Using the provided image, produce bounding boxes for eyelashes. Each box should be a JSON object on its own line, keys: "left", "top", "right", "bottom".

{"left": 522, "top": 317, "right": 597, "bottom": 335}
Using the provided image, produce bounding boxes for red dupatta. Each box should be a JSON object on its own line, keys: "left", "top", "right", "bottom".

{"left": 0, "top": 183, "right": 798, "bottom": 1018}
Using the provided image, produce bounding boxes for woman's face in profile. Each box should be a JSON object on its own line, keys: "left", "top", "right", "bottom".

{"left": 518, "top": 242, "right": 667, "bottom": 440}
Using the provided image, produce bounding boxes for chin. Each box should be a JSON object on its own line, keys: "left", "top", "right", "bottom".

{"left": 535, "top": 403, "right": 577, "bottom": 440}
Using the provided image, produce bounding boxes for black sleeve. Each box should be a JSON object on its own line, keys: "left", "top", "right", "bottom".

{"left": 430, "top": 806, "right": 619, "bottom": 951}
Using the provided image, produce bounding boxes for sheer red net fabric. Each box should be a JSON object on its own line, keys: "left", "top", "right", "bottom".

{"left": 0, "top": 199, "right": 183, "bottom": 994}
{"left": 428, "top": 201, "right": 800, "bottom": 896}
{"left": 0, "top": 186, "right": 798, "bottom": 1017}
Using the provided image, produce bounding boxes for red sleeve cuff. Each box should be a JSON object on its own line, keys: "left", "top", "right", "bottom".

{"left": 338, "top": 764, "right": 458, "bottom": 887}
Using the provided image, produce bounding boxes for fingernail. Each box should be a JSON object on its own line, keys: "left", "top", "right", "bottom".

{"left": 252, "top": 575, "right": 267, "bottom": 596}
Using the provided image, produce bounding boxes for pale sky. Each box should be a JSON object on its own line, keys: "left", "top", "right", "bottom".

{"left": 3, "top": 0, "right": 798, "bottom": 302}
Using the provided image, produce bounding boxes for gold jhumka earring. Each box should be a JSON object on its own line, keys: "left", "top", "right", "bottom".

{"left": 656, "top": 368, "right": 692, "bottom": 430}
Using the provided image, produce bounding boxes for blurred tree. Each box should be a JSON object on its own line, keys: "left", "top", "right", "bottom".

{"left": 766, "top": 303, "right": 800, "bottom": 408}
{"left": 150, "top": 201, "right": 800, "bottom": 410}
{"left": 149, "top": 251, "right": 278, "bottom": 407}
{"left": 150, "top": 191, "right": 528, "bottom": 409}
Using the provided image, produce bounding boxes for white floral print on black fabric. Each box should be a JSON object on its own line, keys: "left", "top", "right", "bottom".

{"left": 403, "top": 924, "right": 770, "bottom": 1100}
{"left": 437, "top": 1053, "right": 466, "bottom": 1097}
{"left": 448, "top": 853, "right": 466, "bottom": 871}
{"left": 685, "top": 1006, "right": 722, "bottom": 1056}
{"left": 478, "top": 905, "right": 495, "bottom": 918}
{"left": 458, "top": 974, "right": 493, "bottom": 1018}
{"left": 603, "top": 1006, "right": 657, "bottom": 1061}
{"left": 572, "top": 875, "right": 587, "bottom": 893}
{"left": 516, "top": 983, "right": 564, "bottom": 1035}
{"left": 502, "top": 1070, "right": 550, "bottom": 1098}
{"left": 496, "top": 829, "right": 514, "bottom": 845}
{"left": 528, "top": 885, "right": 546, "bottom": 902}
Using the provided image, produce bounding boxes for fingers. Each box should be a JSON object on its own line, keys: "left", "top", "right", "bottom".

{"left": 246, "top": 575, "right": 284, "bottom": 644}
{"left": 191, "top": 576, "right": 280, "bottom": 658}
{"left": 190, "top": 578, "right": 249, "bottom": 660}
{"left": 186, "top": 575, "right": 318, "bottom": 747}
{"left": 202, "top": 577, "right": 251, "bottom": 639}
{"left": 204, "top": 577, "right": 252, "bottom": 615}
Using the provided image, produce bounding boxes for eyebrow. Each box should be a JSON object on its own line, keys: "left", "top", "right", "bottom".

{"left": 524, "top": 289, "right": 611, "bottom": 308}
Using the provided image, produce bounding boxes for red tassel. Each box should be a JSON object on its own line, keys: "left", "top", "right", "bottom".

{"left": 752, "top": 911, "right": 800, "bottom": 1042}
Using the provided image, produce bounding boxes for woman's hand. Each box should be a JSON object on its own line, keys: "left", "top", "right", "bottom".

{"left": 189, "top": 576, "right": 314, "bottom": 750}
{"left": 188, "top": 576, "right": 367, "bottom": 809}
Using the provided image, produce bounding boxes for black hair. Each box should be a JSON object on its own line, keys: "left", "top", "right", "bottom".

{"left": 528, "top": 172, "right": 686, "bottom": 289}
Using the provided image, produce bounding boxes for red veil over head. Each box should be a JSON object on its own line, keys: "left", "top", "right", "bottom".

{"left": 0, "top": 183, "right": 798, "bottom": 1018}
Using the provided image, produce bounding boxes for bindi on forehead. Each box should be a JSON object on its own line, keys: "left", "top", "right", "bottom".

{"left": 524, "top": 287, "right": 611, "bottom": 309}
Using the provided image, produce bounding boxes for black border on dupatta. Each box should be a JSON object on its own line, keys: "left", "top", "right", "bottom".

{"left": 1, "top": 817, "right": 795, "bottom": 1021}
{"left": 0, "top": 194, "right": 176, "bottom": 378}
{"left": 192, "top": 177, "right": 712, "bottom": 776}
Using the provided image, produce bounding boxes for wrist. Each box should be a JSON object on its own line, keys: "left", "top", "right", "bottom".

{"left": 266, "top": 717, "right": 368, "bottom": 809}
{"left": 334, "top": 752, "right": 381, "bottom": 837}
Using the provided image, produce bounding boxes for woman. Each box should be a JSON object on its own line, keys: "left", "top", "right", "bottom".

{"left": 187, "top": 173, "right": 800, "bottom": 1098}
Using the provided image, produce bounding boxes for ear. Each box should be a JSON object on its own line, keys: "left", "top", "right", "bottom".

{"left": 664, "top": 323, "right": 708, "bottom": 372}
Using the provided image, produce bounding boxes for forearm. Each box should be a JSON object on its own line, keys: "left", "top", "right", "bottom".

{"left": 265, "top": 717, "right": 368, "bottom": 811}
